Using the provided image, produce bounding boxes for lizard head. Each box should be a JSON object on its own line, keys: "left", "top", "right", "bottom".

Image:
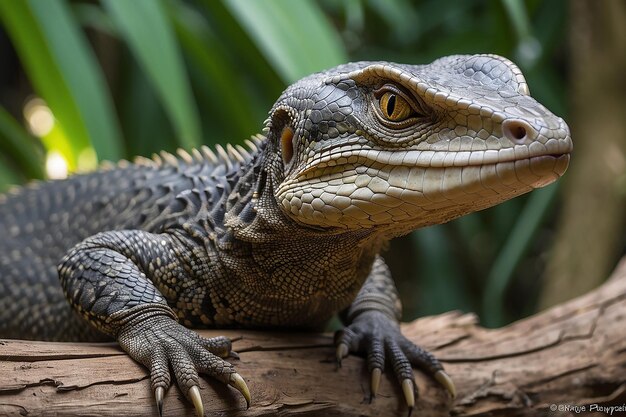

{"left": 266, "top": 55, "right": 572, "bottom": 235}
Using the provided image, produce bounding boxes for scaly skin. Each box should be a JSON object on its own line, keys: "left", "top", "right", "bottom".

{"left": 0, "top": 55, "right": 572, "bottom": 415}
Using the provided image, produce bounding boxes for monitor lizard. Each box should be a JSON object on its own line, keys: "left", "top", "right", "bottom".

{"left": 0, "top": 54, "right": 572, "bottom": 416}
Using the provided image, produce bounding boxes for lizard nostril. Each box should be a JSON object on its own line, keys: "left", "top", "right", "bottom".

{"left": 502, "top": 119, "right": 533, "bottom": 144}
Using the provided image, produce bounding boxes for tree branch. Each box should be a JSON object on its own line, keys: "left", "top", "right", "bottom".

{"left": 2, "top": 258, "right": 626, "bottom": 416}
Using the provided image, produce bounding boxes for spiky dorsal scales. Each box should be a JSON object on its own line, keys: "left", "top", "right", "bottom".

{"left": 130, "top": 136, "right": 265, "bottom": 171}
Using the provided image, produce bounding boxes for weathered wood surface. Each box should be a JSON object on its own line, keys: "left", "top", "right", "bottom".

{"left": 1, "top": 258, "right": 625, "bottom": 417}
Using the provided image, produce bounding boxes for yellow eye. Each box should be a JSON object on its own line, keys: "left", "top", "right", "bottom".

{"left": 379, "top": 91, "right": 413, "bottom": 122}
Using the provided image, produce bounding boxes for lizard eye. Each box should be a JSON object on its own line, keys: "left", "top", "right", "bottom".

{"left": 373, "top": 85, "right": 425, "bottom": 128}
{"left": 379, "top": 92, "right": 413, "bottom": 122}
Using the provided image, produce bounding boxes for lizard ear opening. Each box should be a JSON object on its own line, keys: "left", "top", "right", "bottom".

{"left": 280, "top": 126, "right": 294, "bottom": 165}
{"left": 269, "top": 107, "right": 296, "bottom": 167}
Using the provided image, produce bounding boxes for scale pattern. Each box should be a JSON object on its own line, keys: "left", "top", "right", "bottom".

{"left": 0, "top": 55, "right": 572, "bottom": 414}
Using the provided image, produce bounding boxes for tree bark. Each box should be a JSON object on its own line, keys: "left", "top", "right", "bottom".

{"left": 2, "top": 258, "right": 626, "bottom": 417}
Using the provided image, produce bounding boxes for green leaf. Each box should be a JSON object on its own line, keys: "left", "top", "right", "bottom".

{"left": 482, "top": 183, "right": 560, "bottom": 327}
{"left": 366, "top": 0, "right": 421, "bottom": 44}
{"left": 73, "top": 3, "right": 118, "bottom": 37}
{"left": 500, "top": 0, "right": 532, "bottom": 40}
{"left": 104, "top": 0, "right": 201, "bottom": 149}
{"left": 30, "top": 0, "right": 124, "bottom": 162}
{"left": 0, "top": 0, "right": 118, "bottom": 168}
{"left": 411, "top": 226, "right": 473, "bottom": 316}
{"left": 198, "top": 0, "right": 284, "bottom": 99}
{"left": 500, "top": 0, "right": 542, "bottom": 67}
{"left": 0, "top": 156, "right": 23, "bottom": 192}
{"left": 0, "top": 0, "right": 123, "bottom": 164}
{"left": 224, "top": 0, "right": 348, "bottom": 83}
{"left": 0, "top": 107, "right": 44, "bottom": 180}
{"left": 170, "top": 4, "right": 261, "bottom": 142}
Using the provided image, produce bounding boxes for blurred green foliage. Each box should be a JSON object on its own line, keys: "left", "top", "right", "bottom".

{"left": 0, "top": 0, "right": 568, "bottom": 327}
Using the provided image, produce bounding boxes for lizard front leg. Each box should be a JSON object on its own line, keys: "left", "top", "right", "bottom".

{"left": 58, "top": 230, "right": 250, "bottom": 416}
{"left": 335, "top": 255, "right": 455, "bottom": 412}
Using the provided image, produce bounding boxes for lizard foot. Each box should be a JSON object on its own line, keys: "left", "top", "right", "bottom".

{"left": 117, "top": 315, "right": 250, "bottom": 416}
{"left": 335, "top": 311, "right": 455, "bottom": 414}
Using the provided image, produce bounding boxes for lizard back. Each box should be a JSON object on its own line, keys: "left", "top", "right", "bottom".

{"left": 0, "top": 144, "right": 259, "bottom": 340}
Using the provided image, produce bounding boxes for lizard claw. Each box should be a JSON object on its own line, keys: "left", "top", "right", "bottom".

{"left": 117, "top": 317, "right": 250, "bottom": 416}
{"left": 336, "top": 342, "right": 349, "bottom": 367}
{"left": 155, "top": 386, "right": 164, "bottom": 416}
{"left": 434, "top": 370, "right": 456, "bottom": 398}
{"left": 189, "top": 385, "right": 204, "bottom": 417}
{"left": 401, "top": 379, "right": 415, "bottom": 416}
{"left": 229, "top": 373, "right": 251, "bottom": 409}
{"left": 370, "top": 367, "right": 382, "bottom": 401}
{"left": 335, "top": 310, "right": 453, "bottom": 412}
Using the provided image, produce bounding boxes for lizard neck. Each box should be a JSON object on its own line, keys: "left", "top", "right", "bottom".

{"left": 198, "top": 139, "right": 384, "bottom": 327}
{"left": 222, "top": 135, "right": 385, "bottom": 245}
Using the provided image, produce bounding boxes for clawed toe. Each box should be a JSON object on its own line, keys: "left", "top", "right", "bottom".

{"left": 370, "top": 367, "right": 382, "bottom": 400}
{"left": 229, "top": 373, "right": 251, "bottom": 409}
{"left": 119, "top": 320, "right": 250, "bottom": 416}
{"left": 401, "top": 378, "right": 415, "bottom": 411}
{"left": 434, "top": 370, "right": 456, "bottom": 398}
{"left": 154, "top": 372, "right": 250, "bottom": 417}
{"left": 188, "top": 385, "right": 204, "bottom": 417}
{"left": 334, "top": 310, "right": 455, "bottom": 412}
{"left": 336, "top": 342, "right": 349, "bottom": 366}
{"left": 154, "top": 386, "right": 164, "bottom": 416}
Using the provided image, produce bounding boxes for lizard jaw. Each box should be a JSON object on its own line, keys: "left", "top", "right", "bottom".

{"left": 275, "top": 150, "right": 570, "bottom": 232}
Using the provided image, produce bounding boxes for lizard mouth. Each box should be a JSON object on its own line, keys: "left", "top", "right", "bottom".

{"left": 528, "top": 153, "right": 570, "bottom": 177}
{"left": 278, "top": 139, "right": 571, "bottom": 231}
{"left": 295, "top": 136, "right": 572, "bottom": 182}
